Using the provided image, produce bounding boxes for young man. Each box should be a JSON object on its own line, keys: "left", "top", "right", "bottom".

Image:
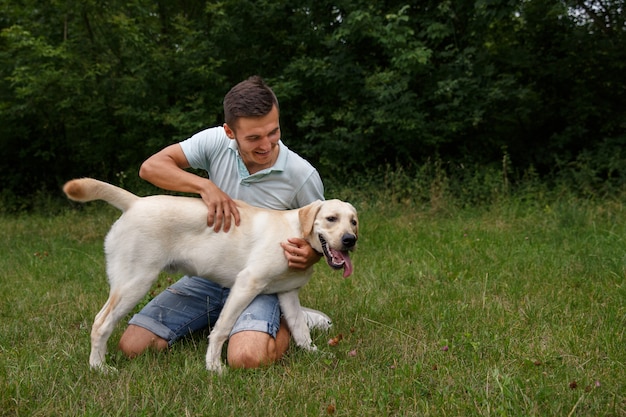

{"left": 117, "top": 76, "right": 331, "bottom": 369}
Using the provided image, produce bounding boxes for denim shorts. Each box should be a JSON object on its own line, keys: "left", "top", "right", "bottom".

{"left": 128, "top": 276, "right": 281, "bottom": 346}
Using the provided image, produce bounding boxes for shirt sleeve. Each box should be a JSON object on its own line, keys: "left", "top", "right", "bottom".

{"left": 294, "top": 169, "right": 325, "bottom": 207}
{"left": 179, "top": 127, "right": 229, "bottom": 172}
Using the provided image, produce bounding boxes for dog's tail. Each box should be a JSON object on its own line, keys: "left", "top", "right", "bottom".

{"left": 63, "top": 178, "right": 139, "bottom": 212}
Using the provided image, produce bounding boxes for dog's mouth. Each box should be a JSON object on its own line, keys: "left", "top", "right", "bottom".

{"left": 319, "top": 235, "right": 354, "bottom": 278}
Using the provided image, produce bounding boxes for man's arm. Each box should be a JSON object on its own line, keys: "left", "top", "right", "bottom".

{"left": 139, "top": 143, "right": 240, "bottom": 232}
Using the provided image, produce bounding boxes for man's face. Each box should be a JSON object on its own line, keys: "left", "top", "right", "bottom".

{"left": 224, "top": 105, "right": 281, "bottom": 174}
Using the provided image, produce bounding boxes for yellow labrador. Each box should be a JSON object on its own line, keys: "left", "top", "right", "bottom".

{"left": 63, "top": 178, "right": 358, "bottom": 373}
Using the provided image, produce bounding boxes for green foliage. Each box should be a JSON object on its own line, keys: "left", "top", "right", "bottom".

{"left": 0, "top": 0, "right": 227, "bottom": 201}
{"left": 1, "top": 0, "right": 626, "bottom": 210}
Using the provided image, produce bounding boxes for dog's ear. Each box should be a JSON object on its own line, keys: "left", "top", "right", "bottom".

{"left": 298, "top": 200, "right": 323, "bottom": 239}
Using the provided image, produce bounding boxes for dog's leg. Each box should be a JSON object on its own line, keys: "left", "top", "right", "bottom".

{"left": 205, "top": 275, "right": 261, "bottom": 374}
{"left": 90, "top": 291, "right": 123, "bottom": 372}
{"left": 278, "top": 290, "right": 316, "bottom": 351}
{"left": 90, "top": 271, "right": 158, "bottom": 372}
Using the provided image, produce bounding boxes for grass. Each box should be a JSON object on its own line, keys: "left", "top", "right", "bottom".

{"left": 1, "top": 187, "right": 625, "bottom": 416}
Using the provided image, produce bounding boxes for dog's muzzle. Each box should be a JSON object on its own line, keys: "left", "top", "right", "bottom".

{"left": 319, "top": 234, "right": 357, "bottom": 278}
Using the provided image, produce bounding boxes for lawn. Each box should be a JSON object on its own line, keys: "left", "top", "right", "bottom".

{"left": 1, "top": 190, "right": 625, "bottom": 416}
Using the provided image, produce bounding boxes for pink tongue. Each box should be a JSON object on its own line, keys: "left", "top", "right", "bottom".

{"left": 337, "top": 251, "right": 353, "bottom": 278}
{"left": 328, "top": 248, "right": 354, "bottom": 278}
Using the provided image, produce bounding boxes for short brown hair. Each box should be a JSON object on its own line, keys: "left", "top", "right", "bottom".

{"left": 223, "top": 76, "right": 279, "bottom": 129}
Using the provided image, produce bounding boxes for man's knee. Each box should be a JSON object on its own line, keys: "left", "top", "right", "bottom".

{"left": 118, "top": 324, "right": 168, "bottom": 358}
{"left": 227, "top": 349, "right": 267, "bottom": 369}
{"left": 227, "top": 331, "right": 280, "bottom": 369}
{"left": 226, "top": 324, "right": 290, "bottom": 369}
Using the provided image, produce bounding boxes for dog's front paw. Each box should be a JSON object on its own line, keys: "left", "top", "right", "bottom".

{"left": 90, "top": 362, "right": 118, "bottom": 374}
{"left": 206, "top": 359, "right": 225, "bottom": 374}
{"left": 304, "top": 343, "right": 318, "bottom": 352}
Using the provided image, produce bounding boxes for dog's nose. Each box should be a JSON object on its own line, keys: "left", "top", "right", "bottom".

{"left": 342, "top": 233, "right": 357, "bottom": 248}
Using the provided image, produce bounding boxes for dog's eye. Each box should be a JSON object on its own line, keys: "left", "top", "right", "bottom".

{"left": 351, "top": 219, "right": 357, "bottom": 226}
{"left": 326, "top": 216, "right": 337, "bottom": 222}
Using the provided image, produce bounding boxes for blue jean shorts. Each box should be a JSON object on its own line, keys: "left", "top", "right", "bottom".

{"left": 128, "top": 276, "right": 281, "bottom": 346}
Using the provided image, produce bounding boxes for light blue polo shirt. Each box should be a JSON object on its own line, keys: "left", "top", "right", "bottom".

{"left": 179, "top": 126, "right": 324, "bottom": 210}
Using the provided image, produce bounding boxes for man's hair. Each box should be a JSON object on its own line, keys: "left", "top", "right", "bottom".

{"left": 223, "top": 76, "right": 279, "bottom": 129}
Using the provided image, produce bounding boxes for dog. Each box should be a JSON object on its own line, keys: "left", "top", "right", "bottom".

{"left": 63, "top": 178, "right": 358, "bottom": 373}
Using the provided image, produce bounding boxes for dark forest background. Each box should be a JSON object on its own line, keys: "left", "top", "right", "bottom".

{"left": 1, "top": 0, "right": 625, "bottom": 210}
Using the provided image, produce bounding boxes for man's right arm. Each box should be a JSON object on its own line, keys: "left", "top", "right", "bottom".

{"left": 139, "top": 144, "right": 240, "bottom": 231}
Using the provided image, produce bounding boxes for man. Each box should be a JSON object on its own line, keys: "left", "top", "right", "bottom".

{"left": 117, "top": 76, "right": 331, "bottom": 369}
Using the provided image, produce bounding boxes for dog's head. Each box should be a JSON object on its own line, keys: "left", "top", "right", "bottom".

{"left": 299, "top": 200, "right": 358, "bottom": 278}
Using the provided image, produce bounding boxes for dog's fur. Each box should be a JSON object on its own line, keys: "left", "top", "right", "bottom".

{"left": 63, "top": 178, "right": 358, "bottom": 373}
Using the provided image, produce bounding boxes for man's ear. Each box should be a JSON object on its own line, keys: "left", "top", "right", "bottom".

{"left": 223, "top": 123, "right": 236, "bottom": 139}
{"left": 299, "top": 200, "right": 323, "bottom": 239}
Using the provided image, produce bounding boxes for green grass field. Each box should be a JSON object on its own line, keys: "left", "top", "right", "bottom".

{"left": 1, "top": 188, "right": 625, "bottom": 416}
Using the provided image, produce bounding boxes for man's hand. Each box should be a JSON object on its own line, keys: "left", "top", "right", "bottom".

{"left": 280, "top": 238, "right": 322, "bottom": 270}
{"left": 199, "top": 183, "right": 241, "bottom": 232}
{"left": 139, "top": 144, "right": 240, "bottom": 232}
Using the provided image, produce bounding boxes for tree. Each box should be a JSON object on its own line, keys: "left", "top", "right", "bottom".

{"left": 1, "top": 0, "right": 625, "bottom": 209}
{"left": 0, "top": 0, "right": 226, "bottom": 203}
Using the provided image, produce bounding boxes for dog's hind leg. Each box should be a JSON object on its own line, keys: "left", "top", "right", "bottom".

{"left": 89, "top": 291, "right": 123, "bottom": 371}
{"left": 278, "top": 290, "right": 316, "bottom": 351}
{"left": 89, "top": 272, "right": 159, "bottom": 372}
